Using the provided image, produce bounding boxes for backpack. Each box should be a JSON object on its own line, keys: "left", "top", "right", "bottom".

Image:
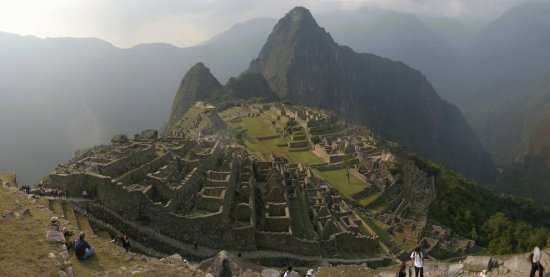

{"left": 527, "top": 252, "right": 534, "bottom": 263}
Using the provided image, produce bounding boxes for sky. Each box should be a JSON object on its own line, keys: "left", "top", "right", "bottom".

{"left": 0, "top": 0, "right": 541, "bottom": 48}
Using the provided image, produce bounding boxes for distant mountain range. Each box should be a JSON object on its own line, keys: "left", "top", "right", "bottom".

{"left": 3, "top": 2, "right": 550, "bottom": 194}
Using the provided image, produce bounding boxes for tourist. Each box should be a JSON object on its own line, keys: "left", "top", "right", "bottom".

{"left": 75, "top": 232, "right": 95, "bottom": 260}
{"left": 530, "top": 246, "right": 544, "bottom": 277}
{"left": 120, "top": 234, "right": 131, "bottom": 252}
{"left": 81, "top": 190, "right": 88, "bottom": 199}
{"left": 282, "top": 266, "right": 293, "bottom": 277}
{"left": 305, "top": 269, "right": 314, "bottom": 277}
{"left": 410, "top": 247, "right": 424, "bottom": 277}
{"left": 398, "top": 262, "right": 407, "bottom": 277}
{"left": 50, "top": 216, "right": 61, "bottom": 231}
{"left": 62, "top": 226, "right": 73, "bottom": 237}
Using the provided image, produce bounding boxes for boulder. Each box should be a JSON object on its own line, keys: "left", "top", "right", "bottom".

{"left": 463, "top": 256, "right": 492, "bottom": 272}
{"left": 15, "top": 208, "right": 31, "bottom": 218}
{"left": 447, "top": 262, "right": 464, "bottom": 275}
{"left": 260, "top": 269, "right": 281, "bottom": 277}
{"left": 140, "top": 129, "right": 158, "bottom": 140}
{"left": 46, "top": 230, "right": 66, "bottom": 243}
{"left": 2, "top": 210, "right": 14, "bottom": 218}
{"left": 111, "top": 134, "right": 129, "bottom": 144}
{"left": 164, "top": 254, "right": 183, "bottom": 264}
{"left": 503, "top": 255, "right": 531, "bottom": 273}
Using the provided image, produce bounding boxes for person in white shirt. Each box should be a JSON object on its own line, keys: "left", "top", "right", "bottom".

{"left": 283, "top": 266, "right": 293, "bottom": 277}
{"left": 530, "top": 246, "right": 544, "bottom": 277}
{"left": 410, "top": 247, "right": 424, "bottom": 277}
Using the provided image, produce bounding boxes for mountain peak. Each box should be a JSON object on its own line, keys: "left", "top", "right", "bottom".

{"left": 285, "top": 6, "right": 315, "bottom": 23}
{"left": 249, "top": 7, "right": 337, "bottom": 98}
{"left": 165, "top": 62, "right": 224, "bottom": 133}
{"left": 273, "top": 6, "right": 329, "bottom": 37}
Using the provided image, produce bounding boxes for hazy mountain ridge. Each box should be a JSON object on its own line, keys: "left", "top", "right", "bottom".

{"left": 0, "top": 19, "right": 272, "bottom": 184}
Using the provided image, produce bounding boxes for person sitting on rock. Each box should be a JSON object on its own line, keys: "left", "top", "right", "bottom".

{"left": 75, "top": 232, "right": 95, "bottom": 260}
{"left": 120, "top": 234, "right": 131, "bottom": 252}
{"left": 50, "top": 216, "right": 62, "bottom": 231}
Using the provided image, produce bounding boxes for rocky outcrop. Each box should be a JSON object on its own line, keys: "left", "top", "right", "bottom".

{"left": 138, "top": 129, "right": 159, "bottom": 140}
{"left": 198, "top": 251, "right": 264, "bottom": 276}
{"left": 248, "top": 6, "right": 496, "bottom": 183}
{"left": 111, "top": 134, "right": 129, "bottom": 144}
{"left": 165, "top": 63, "right": 228, "bottom": 133}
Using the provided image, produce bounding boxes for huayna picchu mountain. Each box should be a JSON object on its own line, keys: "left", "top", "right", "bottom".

{"left": 166, "top": 6, "right": 496, "bottom": 183}
{"left": 247, "top": 7, "right": 496, "bottom": 183}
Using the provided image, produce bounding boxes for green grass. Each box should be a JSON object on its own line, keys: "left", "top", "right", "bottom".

{"left": 357, "top": 192, "right": 383, "bottom": 207}
{"left": 313, "top": 168, "right": 366, "bottom": 202}
{"left": 231, "top": 117, "right": 324, "bottom": 165}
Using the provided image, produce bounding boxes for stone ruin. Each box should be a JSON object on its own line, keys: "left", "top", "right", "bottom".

{"left": 44, "top": 128, "right": 379, "bottom": 259}
{"left": 42, "top": 102, "right": 477, "bottom": 261}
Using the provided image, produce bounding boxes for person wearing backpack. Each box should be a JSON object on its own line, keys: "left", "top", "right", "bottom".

{"left": 530, "top": 246, "right": 544, "bottom": 277}
{"left": 410, "top": 247, "right": 424, "bottom": 277}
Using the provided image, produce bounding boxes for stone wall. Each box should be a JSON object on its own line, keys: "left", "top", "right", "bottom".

{"left": 116, "top": 152, "right": 173, "bottom": 185}
{"left": 48, "top": 172, "right": 110, "bottom": 197}
{"left": 90, "top": 182, "right": 233, "bottom": 248}
{"left": 255, "top": 231, "right": 321, "bottom": 256}
{"left": 98, "top": 144, "right": 156, "bottom": 176}
{"left": 195, "top": 188, "right": 225, "bottom": 212}
{"left": 322, "top": 232, "right": 378, "bottom": 253}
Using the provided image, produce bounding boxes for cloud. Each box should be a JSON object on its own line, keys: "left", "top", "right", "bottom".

{"left": 0, "top": 0, "right": 543, "bottom": 47}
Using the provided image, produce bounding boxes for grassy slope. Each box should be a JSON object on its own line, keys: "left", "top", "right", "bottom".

{"left": 0, "top": 186, "right": 60, "bottom": 276}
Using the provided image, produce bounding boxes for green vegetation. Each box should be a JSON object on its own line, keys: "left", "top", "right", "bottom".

{"left": 313, "top": 168, "right": 379, "bottom": 207}
{"left": 411, "top": 154, "right": 550, "bottom": 254}
{"left": 230, "top": 117, "right": 324, "bottom": 164}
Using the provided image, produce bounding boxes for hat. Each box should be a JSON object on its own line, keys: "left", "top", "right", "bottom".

{"left": 79, "top": 231, "right": 86, "bottom": 239}
{"left": 50, "top": 216, "right": 58, "bottom": 223}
